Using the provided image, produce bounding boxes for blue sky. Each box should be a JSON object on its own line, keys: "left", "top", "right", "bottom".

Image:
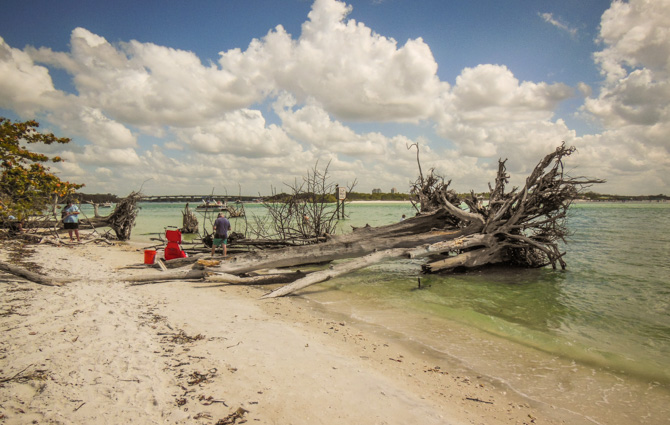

{"left": 2, "top": 1, "right": 608, "bottom": 88}
{"left": 1, "top": 0, "right": 668, "bottom": 196}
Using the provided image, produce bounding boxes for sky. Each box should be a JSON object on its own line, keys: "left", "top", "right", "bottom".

{"left": 1, "top": 0, "right": 669, "bottom": 196}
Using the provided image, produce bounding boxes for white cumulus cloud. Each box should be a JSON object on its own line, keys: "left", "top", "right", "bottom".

{"left": 0, "top": 0, "right": 668, "bottom": 195}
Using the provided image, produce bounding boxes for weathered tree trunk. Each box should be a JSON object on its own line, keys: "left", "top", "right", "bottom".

{"left": 125, "top": 269, "right": 207, "bottom": 285}
{"left": 213, "top": 213, "right": 475, "bottom": 276}
{"left": 125, "top": 269, "right": 307, "bottom": 286}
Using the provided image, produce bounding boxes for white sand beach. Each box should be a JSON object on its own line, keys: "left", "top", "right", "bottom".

{"left": 0, "top": 239, "right": 567, "bottom": 424}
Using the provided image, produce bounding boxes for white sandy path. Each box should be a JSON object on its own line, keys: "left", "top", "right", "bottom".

{"left": 1, "top": 244, "right": 181, "bottom": 424}
{"left": 1, "top": 242, "right": 560, "bottom": 425}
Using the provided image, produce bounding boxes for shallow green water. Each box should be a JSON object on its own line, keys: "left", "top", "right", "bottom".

{"left": 101, "top": 200, "right": 670, "bottom": 424}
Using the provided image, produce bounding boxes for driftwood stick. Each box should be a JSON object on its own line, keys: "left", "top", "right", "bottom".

{"left": 406, "top": 233, "right": 495, "bottom": 258}
{"left": 0, "top": 261, "right": 68, "bottom": 286}
{"left": 125, "top": 269, "right": 206, "bottom": 285}
{"left": 262, "top": 248, "right": 407, "bottom": 299}
{"left": 0, "top": 364, "right": 35, "bottom": 383}
{"left": 204, "top": 271, "right": 307, "bottom": 286}
{"left": 423, "top": 244, "right": 505, "bottom": 272}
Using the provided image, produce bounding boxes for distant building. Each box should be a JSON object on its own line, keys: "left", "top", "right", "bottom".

{"left": 372, "top": 188, "right": 382, "bottom": 194}
{"left": 390, "top": 187, "right": 397, "bottom": 194}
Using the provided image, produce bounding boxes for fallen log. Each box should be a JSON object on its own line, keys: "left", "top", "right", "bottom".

{"left": 205, "top": 270, "right": 307, "bottom": 286}
{"left": 206, "top": 144, "right": 603, "bottom": 297}
{"left": 125, "top": 269, "right": 206, "bottom": 285}
{"left": 124, "top": 269, "right": 306, "bottom": 286}
{"left": 0, "top": 261, "right": 68, "bottom": 286}
{"left": 215, "top": 226, "right": 471, "bottom": 276}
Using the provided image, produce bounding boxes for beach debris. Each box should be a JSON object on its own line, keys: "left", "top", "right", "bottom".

{"left": 216, "top": 407, "right": 249, "bottom": 425}
{"left": 199, "top": 394, "right": 228, "bottom": 406}
{"left": 0, "top": 364, "right": 50, "bottom": 384}
{"left": 194, "top": 412, "right": 213, "bottom": 419}
{"left": 424, "top": 366, "right": 448, "bottom": 375}
{"left": 197, "top": 259, "right": 221, "bottom": 267}
{"left": 187, "top": 369, "right": 217, "bottom": 386}
{"left": 465, "top": 397, "right": 493, "bottom": 404}
{"left": 162, "top": 329, "right": 205, "bottom": 345}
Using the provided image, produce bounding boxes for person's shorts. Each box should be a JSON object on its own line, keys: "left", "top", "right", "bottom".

{"left": 63, "top": 222, "right": 79, "bottom": 230}
{"left": 213, "top": 236, "right": 228, "bottom": 247}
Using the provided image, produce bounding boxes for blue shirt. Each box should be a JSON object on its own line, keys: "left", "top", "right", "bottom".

{"left": 214, "top": 216, "right": 231, "bottom": 238}
{"left": 63, "top": 205, "right": 80, "bottom": 224}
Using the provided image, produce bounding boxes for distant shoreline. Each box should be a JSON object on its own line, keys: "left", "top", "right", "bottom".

{"left": 347, "top": 200, "right": 412, "bottom": 204}
{"left": 572, "top": 199, "right": 669, "bottom": 203}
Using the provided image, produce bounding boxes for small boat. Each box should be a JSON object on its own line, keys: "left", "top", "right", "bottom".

{"left": 194, "top": 198, "right": 245, "bottom": 217}
{"left": 101, "top": 202, "right": 113, "bottom": 208}
{"left": 195, "top": 199, "right": 227, "bottom": 211}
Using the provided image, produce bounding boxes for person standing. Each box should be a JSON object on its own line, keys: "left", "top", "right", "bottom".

{"left": 211, "top": 212, "right": 231, "bottom": 257}
{"left": 62, "top": 200, "right": 81, "bottom": 242}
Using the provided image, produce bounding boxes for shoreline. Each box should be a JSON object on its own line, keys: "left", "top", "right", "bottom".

{"left": 0, "top": 240, "right": 567, "bottom": 424}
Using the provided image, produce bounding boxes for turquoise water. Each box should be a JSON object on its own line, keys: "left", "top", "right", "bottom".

{"left": 94, "top": 201, "right": 670, "bottom": 424}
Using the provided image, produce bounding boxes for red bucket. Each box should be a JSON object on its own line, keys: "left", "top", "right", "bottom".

{"left": 144, "top": 250, "right": 157, "bottom": 264}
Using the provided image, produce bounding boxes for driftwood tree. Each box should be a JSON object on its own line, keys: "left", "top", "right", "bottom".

{"left": 138, "top": 144, "right": 602, "bottom": 298}
{"left": 102, "top": 191, "right": 142, "bottom": 240}
{"left": 181, "top": 203, "right": 198, "bottom": 234}
{"left": 1, "top": 191, "right": 142, "bottom": 241}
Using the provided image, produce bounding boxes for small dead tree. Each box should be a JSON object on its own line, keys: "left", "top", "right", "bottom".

{"left": 250, "top": 161, "right": 355, "bottom": 244}
{"left": 181, "top": 203, "right": 198, "bottom": 234}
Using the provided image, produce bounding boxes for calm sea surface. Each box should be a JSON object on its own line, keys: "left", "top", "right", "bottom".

{"left": 89, "top": 201, "right": 669, "bottom": 424}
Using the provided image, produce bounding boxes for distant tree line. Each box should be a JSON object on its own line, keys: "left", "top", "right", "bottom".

{"left": 264, "top": 191, "right": 411, "bottom": 203}
{"left": 455, "top": 191, "right": 668, "bottom": 202}
{"left": 577, "top": 191, "right": 668, "bottom": 201}
{"left": 75, "top": 190, "right": 669, "bottom": 206}
{"left": 345, "top": 192, "right": 410, "bottom": 201}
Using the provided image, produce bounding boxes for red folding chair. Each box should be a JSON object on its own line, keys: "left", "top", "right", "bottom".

{"left": 164, "top": 227, "right": 187, "bottom": 260}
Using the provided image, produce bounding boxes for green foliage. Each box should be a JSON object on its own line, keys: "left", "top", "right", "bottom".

{"left": 266, "top": 192, "right": 336, "bottom": 203}
{"left": 578, "top": 191, "right": 669, "bottom": 201}
{"left": 1, "top": 117, "right": 83, "bottom": 220}
{"left": 346, "top": 191, "right": 410, "bottom": 201}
